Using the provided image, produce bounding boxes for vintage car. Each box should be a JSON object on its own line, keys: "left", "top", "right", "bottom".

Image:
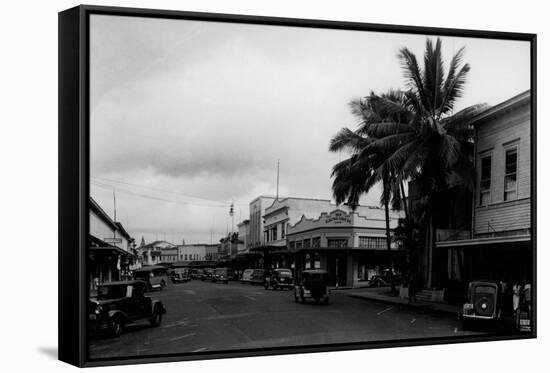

{"left": 294, "top": 269, "right": 330, "bottom": 304}
{"left": 240, "top": 269, "right": 255, "bottom": 284}
{"left": 199, "top": 268, "right": 214, "bottom": 281}
{"left": 212, "top": 267, "right": 236, "bottom": 283}
{"left": 189, "top": 268, "right": 200, "bottom": 280}
{"left": 264, "top": 268, "right": 294, "bottom": 290}
{"left": 249, "top": 269, "right": 267, "bottom": 285}
{"left": 171, "top": 268, "right": 190, "bottom": 283}
{"left": 133, "top": 265, "right": 169, "bottom": 291}
{"left": 461, "top": 280, "right": 503, "bottom": 327}
{"left": 88, "top": 280, "right": 166, "bottom": 337}
{"left": 368, "top": 269, "right": 401, "bottom": 287}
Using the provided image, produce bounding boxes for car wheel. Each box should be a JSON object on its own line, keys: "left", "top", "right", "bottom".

{"left": 109, "top": 318, "right": 124, "bottom": 338}
{"left": 150, "top": 311, "right": 162, "bottom": 327}
{"left": 160, "top": 280, "right": 166, "bottom": 290}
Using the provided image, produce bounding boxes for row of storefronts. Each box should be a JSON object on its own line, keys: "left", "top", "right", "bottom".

{"left": 246, "top": 199, "right": 402, "bottom": 287}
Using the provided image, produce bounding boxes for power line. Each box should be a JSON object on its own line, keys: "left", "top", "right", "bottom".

{"left": 91, "top": 181, "right": 229, "bottom": 208}
{"left": 91, "top": 176, "right": 249, "bottom": 207}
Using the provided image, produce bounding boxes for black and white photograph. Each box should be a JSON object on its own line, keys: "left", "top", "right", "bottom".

{"left": 84, "top": 9, "right": 535, "bottom": 362}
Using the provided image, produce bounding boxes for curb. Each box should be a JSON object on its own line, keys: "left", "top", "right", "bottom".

{"left": 348, "top": 293, "right": 460, "bottom": 316}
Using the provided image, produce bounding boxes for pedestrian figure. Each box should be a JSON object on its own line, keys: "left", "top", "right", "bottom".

{"left": 512, "top": 280, "right": 522, "bottom": 315}
{"left": 408, "top": 273, "right": 417, "bottom": 303}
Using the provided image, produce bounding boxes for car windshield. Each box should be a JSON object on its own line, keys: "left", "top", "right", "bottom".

{"left": 276, "top": 270, "right": 292, "bottom": 277}
{"left": 474, "top": 285, "right": 496, "bottom": 294}
{"left": 97, "top": 285, "right": 128, "bottom": 300}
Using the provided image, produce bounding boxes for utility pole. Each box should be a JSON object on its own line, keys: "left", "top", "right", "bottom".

{"left": 276, "top": 159, "right": 280, "bottom": 200}
{"left": 113, "top": 190, "right": 117, "bottom": 240}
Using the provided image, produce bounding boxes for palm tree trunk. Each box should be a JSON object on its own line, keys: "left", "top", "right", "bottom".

{"left": 400, "top": 180, "right": 409, "bottom": 222}
{"left": 384, "top": 196, "right": 396, "bottom": 294}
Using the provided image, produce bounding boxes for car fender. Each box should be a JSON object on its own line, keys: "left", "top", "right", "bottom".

{"left": 107, "top": 310, "right": 130, "bottom": 323}
{"left": 151, "top": 300, "right": 166, "bottom": 314}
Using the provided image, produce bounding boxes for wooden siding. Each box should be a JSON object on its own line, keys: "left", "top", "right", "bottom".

{"left": 474, "top": 99, "right": 531, "bottom": 234}
{"left": 475, "top": 198, "right": 531, "bottom": 234}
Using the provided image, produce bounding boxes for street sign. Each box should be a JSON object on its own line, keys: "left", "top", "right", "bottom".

{"left": 104, "top": 237, "right": 123, "bottom": 244}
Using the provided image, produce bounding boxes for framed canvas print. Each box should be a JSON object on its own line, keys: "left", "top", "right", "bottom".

{"left": 58, "top": 4, "right": 537, "bottom": 367}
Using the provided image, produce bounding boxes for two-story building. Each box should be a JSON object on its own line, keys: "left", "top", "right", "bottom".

{"left": 248, "top": 195, "right": 276, "bottom": 250}
{"left": 89, "top": 197, "right": 134, "bottom": 290}
{"left": 237, "top": 220, "right": 250, "bottom": 253}
{"left": 136, "top": 240, "right": 176, "bottom": 266}
{"left": 436, "top": 90, "right": 532, "bottom": 286}
{"left": 177, "top": 244, "right": 220, "bottom": 262}
{"left": 286, "top": 207, "right": 401, "bottom": 287}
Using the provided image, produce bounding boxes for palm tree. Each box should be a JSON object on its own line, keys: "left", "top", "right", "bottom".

{"left": 329, "top": 37, "right": 488, "bottom": 288}
{"left": 330, "top": 92, "right": 409, "bottom": 293}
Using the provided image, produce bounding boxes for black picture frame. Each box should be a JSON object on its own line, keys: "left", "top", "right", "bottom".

{"left": 59, "top": 4, "right": 537, "bottom": 368}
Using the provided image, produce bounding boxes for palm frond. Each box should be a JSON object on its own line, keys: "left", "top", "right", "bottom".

{"left": 328, "top": 127, "right": 370, "bottom": 153}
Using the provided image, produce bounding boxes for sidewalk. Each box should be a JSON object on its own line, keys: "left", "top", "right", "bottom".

{"left": 345, "top": 286, "right": 460, "bottom": 316}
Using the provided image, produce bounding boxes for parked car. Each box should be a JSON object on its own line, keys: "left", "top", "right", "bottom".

{"left": 461, "top": 280, "right": 503, "bottom": 328}
{"left": 200, "top": 268, "right": 214, "bottom": 281}
{"left": 171, "top": 268, "right": 190, "bottom": 283}
{"left": 241, "top": 269, "right": 255, "bottom": 284}
{"left": 212, "top": 267, "right": 236, "bottom": 283}
{"left": 88, "top": 280, "right": 166, "bottom": 337}
{"left": 249, "top": 269, "right": 267, "bottom": 285}
{"left": 189, "top": 268, "right": 200, "bottom": 280}
{"left": 294, "top": 269, "right": 330, "bottom": 304}
{"left": 265, "top": 268, "right": 294, "bottom": 290}
{"left": 368, "top": 269, "right": 401, "bottom": 287}
{"left": 133, "top": 266, "right": 169, "bottom": 291}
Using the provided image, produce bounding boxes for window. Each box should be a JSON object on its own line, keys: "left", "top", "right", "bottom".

{"left": 184, "top": 254, "right": 187, "bottom": 261}
{"left": 479, "top": 155, "right": 491, "bottom": 205}
{"left": 296, "top": 241, "right": 303, "bottom": 249}
{"left": 303, "top": 238, "right": 311, "bottom": 249}
{"left": 359, "top": 236, "right": 386, "bottom": 249}
{"left": 504, "top": 148, "right": 518, "bottom": 201}
{"left": 289, "top": 241, "right": 295, "bottom": 249}
{"left": 281, "top": 223, "right": 285, "bottom": 239}
{"left": 312, "top": 237, "right": 321, "bottom": 248}
{"left": 327, "top": 238, "right": 348, "bottom": 248}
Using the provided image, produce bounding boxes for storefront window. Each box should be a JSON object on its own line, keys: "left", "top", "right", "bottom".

{"left": 303, "top": 238, "right": 311, "bottom": 248}
{"left": 327, "top": 238, "right": 348, "bottom": 248}
{"left": 312, "top": 237, "right": 320, "bottom": 248}
{"left": 359, "top": 236, "right": 386, "bottom": 249}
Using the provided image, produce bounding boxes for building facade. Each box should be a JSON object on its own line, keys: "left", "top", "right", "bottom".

{"left": 177, "top": 244, "right": 220, "bottom": 261}
{"left": 89, "top": 197, "right": 134, "bottom": 290}
{"left": 262, "top": 197, "right": 333, "bottom": 249}
{"left": 286, "top": 207, "right": 401, "bottom": 287}
{"left": 136, "top": 240, "right": 176, "bottom": 266}
{"left": 436, "top": 91, "right": 532, "bottom": 287}
{"left": 248, "top": 196, "right": 276, "bottom": 249}
{"left": 237, "top": 219, "right": 250, "bottom": 253}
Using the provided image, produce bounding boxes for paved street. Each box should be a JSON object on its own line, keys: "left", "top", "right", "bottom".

{"left": 90, "top": 280, "right": 485, "bottom": 359}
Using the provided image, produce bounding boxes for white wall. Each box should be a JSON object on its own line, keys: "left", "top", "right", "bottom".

{"left": 178, "top": 245, "right": 208, "bottom": 261}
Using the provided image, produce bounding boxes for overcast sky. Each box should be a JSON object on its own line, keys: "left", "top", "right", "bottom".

{"left": 89, "top": 15, "right": 530, "bottom": 245}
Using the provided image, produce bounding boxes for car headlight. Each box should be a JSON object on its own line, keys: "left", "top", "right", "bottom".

{"left": 94, "top": 305, "right": 103, "bottom": 315}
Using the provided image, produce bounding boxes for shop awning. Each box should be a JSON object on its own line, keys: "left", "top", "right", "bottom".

{"left": 89, "top": 246, "right": 130, "bottom": 257}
